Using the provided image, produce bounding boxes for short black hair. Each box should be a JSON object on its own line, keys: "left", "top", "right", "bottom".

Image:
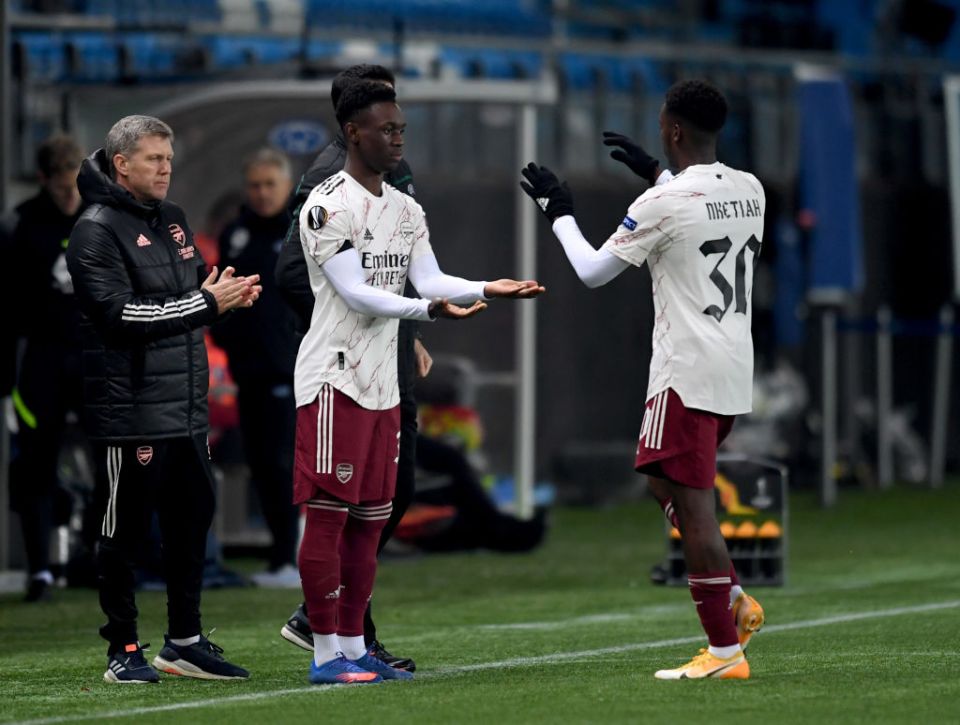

{"left": 664, "top": 80, "right": 727, "bottom": 134}
{"left": 335, "top": 80, "right": 398, "bottom": 128}
{"left": 36, "top": 133, "right": 83, "bottom": 176}
{"left": 331, "top": 64, "right": 395, "bottom": 110}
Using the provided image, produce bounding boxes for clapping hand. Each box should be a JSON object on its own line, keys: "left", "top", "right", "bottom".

{"left": 202, "top": 266, "right": 262, "bottom": 313}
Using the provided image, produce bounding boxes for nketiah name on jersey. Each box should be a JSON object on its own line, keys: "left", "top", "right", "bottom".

{"left": 603, "top": 162, "right": 765, "bottom": 416}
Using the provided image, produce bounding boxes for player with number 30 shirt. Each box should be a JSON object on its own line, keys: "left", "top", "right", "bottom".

{"left": 603, "top": 163, "right": 764, "bottom": 416}
{"left": 521, "top": 79, "right": 765, "bottom": 681}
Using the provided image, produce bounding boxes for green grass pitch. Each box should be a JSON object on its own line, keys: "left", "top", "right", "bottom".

{"left": 2, "top": 482, "right": 959, "bottom": 724}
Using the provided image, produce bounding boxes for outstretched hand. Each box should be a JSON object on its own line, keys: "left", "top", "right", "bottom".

{"left": 519, "top": 163, "right": 574, "bottom": 223}
{"left": 428, "top": 298, "right": 488, "bottom": 320}
{"left": 483, "top": 279, "right": 546, "bottom": 299}
{"left": 602, "top": 131, "right": 660, "bottom": 184}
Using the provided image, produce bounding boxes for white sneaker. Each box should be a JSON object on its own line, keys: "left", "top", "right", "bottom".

{"left": 250, "top": 564, "right": 301, "bottom": 589}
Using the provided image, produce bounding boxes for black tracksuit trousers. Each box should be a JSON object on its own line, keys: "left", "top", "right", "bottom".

{"left": 361, "top": 392, "right": 418, "bottom": 643}
{"left": 9, "top": 354, "right": 82, "bottom": 578}
{"left": 94, "top": 433, "right": 214, "bottom": 652}
{"left": 235, "top": 378, "right": 298, "bottom": 570}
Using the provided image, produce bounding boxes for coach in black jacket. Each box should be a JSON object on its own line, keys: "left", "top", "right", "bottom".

{"left": 66, "top": 115, "right": 258, "bottom": 683}
{"left": 275, "top": 64, "right": 425, "bottom": 672}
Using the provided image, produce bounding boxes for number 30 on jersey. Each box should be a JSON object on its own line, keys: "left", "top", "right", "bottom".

{"left": 699, "top": 235, "right": 762, "bottom": 322}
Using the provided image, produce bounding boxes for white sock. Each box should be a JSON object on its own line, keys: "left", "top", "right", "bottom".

{"left": 339, "top": 635, "right": 367, "bottom": 661}
{"left": 730, "top": 584, "right": 744, "bottom": 606}
{"left": 709, "top": 643, "right": 742, "bottom": 659}
{"left": 313, "top": 633, "right": 340, "bottom": 666}
{"left": 170, "top": 635, "right": 200, "bottom": 646}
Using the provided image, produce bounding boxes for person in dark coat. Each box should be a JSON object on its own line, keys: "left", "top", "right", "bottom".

{"left": 66, "top": 115, "right": 259, "bottom": 684}
{"left": 211, "top": 148, "right": 300, "bottom": 586}
{"left": 8, "top": 134, "right": 84, "bottom": 602}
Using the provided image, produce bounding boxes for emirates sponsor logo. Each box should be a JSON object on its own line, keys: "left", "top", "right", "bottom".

{"left": 177, "top": 245, "right": 196, "bottom": 260}
{"left": 168, "top": 223, "right": 186, "bottom": 246}
{"left": 336, "top": 463, "right": 353, "bottom": 484}
{"left": 136, "top": 446, "right": 154, "bottom": 465}
{"left": 136, "top": 233, "right": 151, "bottom": 247}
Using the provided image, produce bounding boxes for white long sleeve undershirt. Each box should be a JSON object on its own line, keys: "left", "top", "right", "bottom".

{"left": 321, "top": 246, "right": 488, "bottom": 321}
{"left": 321, "top": 247, "right": 433, "bottom": 321}
{"left": 548, "top": 169, "right": 672, "bottom": 288}
{"left": 550, "top": 216, "right": 630, "bottom": 288}
{"left": 408, "top": 250, "right": 488, "bottom": 303}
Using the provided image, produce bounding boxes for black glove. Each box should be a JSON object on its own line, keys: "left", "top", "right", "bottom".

{"left": 520, "top": 163, "right": 574, "bottom": 223}
{"left": 602, "top": 131, "right": 660, "bottom": 185}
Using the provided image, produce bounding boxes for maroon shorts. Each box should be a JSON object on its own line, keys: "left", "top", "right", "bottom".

{"left": 293, "top": 384, "right": 401, "bottom": 505}
{"left": 633, "top": 388, "right": 735, "bottom": 490}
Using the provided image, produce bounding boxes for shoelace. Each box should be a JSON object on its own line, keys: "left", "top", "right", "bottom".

{"left": 121, "top": 644, "right": 150, "bottom": 668}
{"left": 687, "top": 648, "right": 714, "bottom": 666}
{"left": 332, "top": 652, "right": 369, "bottom": 672}
{"left": 201, "top": 629, "right": 226, "bottom": 659}
{"left": 370, "top": 640, "right": 397, "bottom": 660}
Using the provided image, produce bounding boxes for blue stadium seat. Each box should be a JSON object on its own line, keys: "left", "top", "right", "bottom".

{"left": 11, "top": 32, "right": 67, "bottom": 83}
{"left": 622, "top": 57, "right": 669, "bottom": 93}
{"left": 119, "top": 33, "right": 183, "bottom": 77}
{"left": 437, "top": 47, "right": 479, "bottom": 77}
{"left": 250, "top": 36, "right": 300, "bottom": 64}
{"left": 202, "top": 35, "right": 255, "bottom": 69}
{"left": 253, "top": 0, "right": 271, "bottom": 29}
{"left": 74, "top": 0, "right": 116, "bottom": 18}
{"left": 438, "top": 47, "right": 543, "bottom": 80}
{"left": 201, "top": 34, "right": 299, "bottom": 70}
{"left": 479, "top": 49, "right": 542, "bottom": 79}
{"left": 558, "top": 54, "right": 601, "bottom": 91}
{"left": 558, "top": 53, "right": 668, "bottom": 93}
{"left": 113, "top": 0, "right": 145, "bottom": 27}
{"left": 304, "top": 39, "right": 342, "bottom": 63}
{"left": 64, "top": 32, "right": 120, "bottom": 82}
{"left": 191, "top": 0, "right": 222, "bottom": 22}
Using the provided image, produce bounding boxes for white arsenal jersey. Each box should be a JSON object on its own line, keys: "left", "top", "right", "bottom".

{"left": 602, "top": 162, "right": 765, "bottom": 415}
{"left": 295, "top": 170, "right": 433, "bottom": 410}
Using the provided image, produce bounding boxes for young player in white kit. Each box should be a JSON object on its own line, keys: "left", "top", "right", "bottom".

{"left": 295, "top": 80, "right": 544, "bottom": 685}
{"left": 521, "top": 80, "right": 765, "bottom": 679}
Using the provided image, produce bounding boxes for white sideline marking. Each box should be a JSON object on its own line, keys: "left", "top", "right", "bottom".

{"left": 389, "top": 570, "right": 959, "bottom": 645}
{"left": 10, "top": 599, "right": 960, "bottom": 725}
{"left": 477, "top": 612, "right": 637, "bottom": 630}
{"left": 437, "top": 599, "right": 960, "bottom": 674}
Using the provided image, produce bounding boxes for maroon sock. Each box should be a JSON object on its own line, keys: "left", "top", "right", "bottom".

{"left": 688, "top": 571, "right": 738, "bottom": 648}
{"left": 298, "top": 501, "right": 348, "bottom": 634}
{"left": 658, "top": 496, "right": 680, "bottom": 529}
{"left": 337, "top": 501, "right": 392, "bottom": 637}
{"left": 729, "top": 562, "right": 740, "bottom": 588}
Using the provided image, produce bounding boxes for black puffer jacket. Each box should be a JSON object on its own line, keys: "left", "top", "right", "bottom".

{"left": 66, "top": 149, "right": 218, "bottom": 441}
{"left": 210, "top": 205, "right": 297, "bottom": 383}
